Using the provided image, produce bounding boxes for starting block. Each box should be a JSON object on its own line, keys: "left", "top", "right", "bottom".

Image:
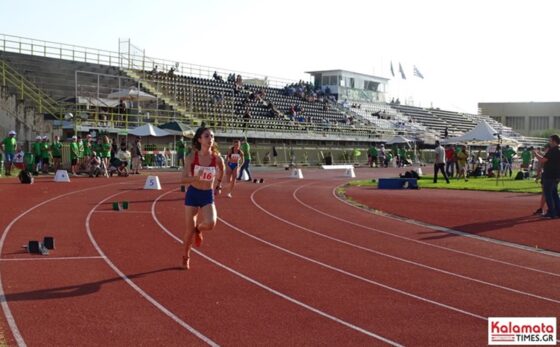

{"left": 180, "top": 185, "right": 185, "bottom": 192}
{"left": 112, "top": 201, "right": 129, "bottom": 211}
{"left": 144, "top": 176, "right": 162, "bottom": 190}
{"left": 23, "top": 239, "right": 50, "bottom": 255}
{"left": 290, "top": 168, "right": 303, "bottom": 179}
{"left": 54, "top": 170, "right": 71, "bottom": 183}
{"left": 252, "top": 178, "right": 265, "bottom": 184}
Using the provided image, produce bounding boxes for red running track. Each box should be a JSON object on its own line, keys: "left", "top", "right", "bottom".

{"left": 0, "top": 168, "right": 558, "bottom": 346}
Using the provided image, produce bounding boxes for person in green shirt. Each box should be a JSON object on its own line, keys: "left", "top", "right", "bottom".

{"left": 176, "top": 137, "right": 186, "bottom": 168}
{"left": 398, "top": 146, "right": 407, "bottom": 167}
{"left": 367, "top": 144, "right": 378, "bottom": 168}
{"left": 77, "top": 136, "right": 85, "bottom": 169}
{"left": 40, "top": 136, "right": 51, "bottom": 173}
{"left": 101, "top": 135, "right": 112, "bottom": 177}
{"left": 83, "top": 135, "right": 93, "bottom": 163}
{"left": 386, "top": 151, "right": 393, "bottom": 167}
{"left": 70, "top": 135, "right": 80, "bottom": 175}
{"left": 503, "top": 145, "right": 516, "bottom": 177}
{"left": 51, "top": 135, "right": 63, "bottom": 171}
{"left": 1, "top": 130, "right": 18, "bottom": 176}
{"left": 32, "top": 135, "right": 43, "bottom": 173}
{"left": 520, "top": 147, "right": 533, "bottom": 170}
{"left": 237, "top": 138, "right": 252, "bottom": 181}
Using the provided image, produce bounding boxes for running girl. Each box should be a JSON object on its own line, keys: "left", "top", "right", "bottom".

{"left": 225, "top": 139, "right": 244, "bottom": 198}
{"left": 181, "top": 127, "right": 225, "bottom": 269}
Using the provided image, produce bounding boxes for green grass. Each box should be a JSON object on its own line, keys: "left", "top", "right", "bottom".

{"left": 348, "top": 175, "right": 542, "bottom": 193}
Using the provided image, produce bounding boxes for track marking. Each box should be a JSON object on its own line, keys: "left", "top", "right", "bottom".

{"left": 248, "top": 183, "right": 560, "bottom": 304}
{"left": 86, "top": 190, "right": 220, "bottom": 347}
{"left": 93, "top": 210, "right": 153, "bottom": 214}
{"left": 0, "top": 256, "right": 105, "bottom": 262}
{"left": 291, "top": 182, "right": 560, "bottom": 278}
{"left": 333, "top": 184, "right": 560, "bottom": 258}
{"left": 0, "top": 181, "right": 133, "bottom": 347}
{"left": 151, "top": 190, "right": 403, "bottom": 346}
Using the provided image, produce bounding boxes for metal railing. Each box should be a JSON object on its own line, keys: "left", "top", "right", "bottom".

{"left": 0, "top": 33, "right": 300, "bottom": 89}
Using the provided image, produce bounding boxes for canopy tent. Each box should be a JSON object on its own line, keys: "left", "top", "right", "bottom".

{"left": 60, "top": 96, "right": 120, "bottom": 108}
{"left": 108, "top": 87, "right": 156, "bottom": 102}
{"left": 159, "top": 121, "right": 195, "bottom": 137}
{"left": 444, "top": 120, "right": 519, "bottom": 146}
{"left": 385, "top": 135, "right": 413, "bottom": 145}
{"left": 129, "top": 124, "right": 171, "bottom": 137}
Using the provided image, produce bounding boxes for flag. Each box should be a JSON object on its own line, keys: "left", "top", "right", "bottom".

{"left": 390, "top": 61, "right": 395, "bottom": 77}
{"left": 413, "top": 65, "right": 424, "bottom": 79}
{"left": 399, "top": 62, "right": 406, "bottom": 79}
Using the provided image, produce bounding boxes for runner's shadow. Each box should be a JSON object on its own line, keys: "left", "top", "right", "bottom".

{"left": 3, "top": 267, "right": 184, "bottom": 302}
{"left": 419, "top": 215, "right": 550, "bottom": 241}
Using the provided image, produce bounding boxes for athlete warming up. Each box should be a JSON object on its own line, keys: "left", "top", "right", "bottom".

{"left": 225, "top": 139, "right": 244, "bottom": 198}
{"left": 181, "top": 127, "right": 225, "bottom": 269}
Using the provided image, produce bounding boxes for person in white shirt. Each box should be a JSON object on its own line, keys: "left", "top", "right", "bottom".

{"left": 433, "top": 140, "right": 450, "bottom": 183}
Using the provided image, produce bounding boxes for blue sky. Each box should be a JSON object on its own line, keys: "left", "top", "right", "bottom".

{"left": 1, "top": 0, "right": 559, "bottom": 113}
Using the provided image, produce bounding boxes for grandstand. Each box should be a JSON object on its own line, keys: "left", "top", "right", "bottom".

{"left": 0, "top": 33, "right": 547, "bottom": 160}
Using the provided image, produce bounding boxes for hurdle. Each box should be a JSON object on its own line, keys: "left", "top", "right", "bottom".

{"left": 321, "top": 165, "right": 356, "bottom": 178}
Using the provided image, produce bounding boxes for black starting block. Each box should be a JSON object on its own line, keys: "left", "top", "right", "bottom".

{"left": 252, "top": 178, "right": 265, "bottom": 184}
{"left": 180, "top": 185, "right": 185, "bottom": 192}
{"left": 24, "top": 240, "right": 49, "bottom": 255}
{"left": 43, "top": 236, "right": 55, "bottom": 250}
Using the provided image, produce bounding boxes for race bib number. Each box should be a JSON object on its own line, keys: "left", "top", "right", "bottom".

{"left": 194, "top": 165, "right": 216, "bottom": 182}
{"left": 230, "top": 153, "right": 241, "bottom": 162}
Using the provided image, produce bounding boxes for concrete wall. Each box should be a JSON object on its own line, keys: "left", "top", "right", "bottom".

{"left": 1, "top": 86, "right": 53, "bottom": 151}
{"left": 478, "top": 102, "right": 560, "bottom": 136}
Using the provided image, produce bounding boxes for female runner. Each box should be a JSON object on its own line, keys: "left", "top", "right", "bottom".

{"left": 225, "top": 139, "right": 244, "bottom": 198}
{"left": 181, "top": 127, "right": 225, "bottom": 269}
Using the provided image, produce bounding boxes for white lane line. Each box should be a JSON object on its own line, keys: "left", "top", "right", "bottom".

{"left": 0, "top": 256, "right": 105, "bottom": 262}
{"left": 151, "top": 190, "right": 403, "bottom": 347}
{"left": 93, "top": 210, "right": 153, "bottom": 214}
{"left": 86, "top": 190, "right": 220, "bottom": 347}
{"left": 322, "top": 183, "right": 560, "bottom": 274}
{"left": 333, "top": 184, "right": 560, "bottom": 258}
{"left": 248, "top": 183, "right": 560, "bottom": 304}
{"left": 0, "top": 181, "right": 131, "bottom": 347}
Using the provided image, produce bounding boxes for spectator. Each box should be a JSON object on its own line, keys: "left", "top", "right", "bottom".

{"left": 503, "top": 145, "right": 516, "bottom": 177}
{"left": 70, "top": 135, "right": 80, "bottom": 176}
{"left": 101, "top": 136, "right": 112, "bottom": 177}
{"left": 433, "top": 140, "right": 450, "bottom": 183}
{"left": 118, "top": 98, "right": 127, "bottom": 115}
{"left": 520, "top": 147, "right": 533, "bottom": 171}
{"left": 88, "top": 151, "right": 102, "bottom": 178}
{"left": 368, "top": 144, "right": 378, "bottom": 168}
{"left": 40, "top": 136, "right": 51, "bottom": 173}
{"left": 131, "top": 137, "right": 143, "bottom": 174}
{"left": 237, "top": 138, "right": 252, "bottom": 181}
{"left": 51, "top": 135, "right": 63, "bottom": 172}
{"left": 77, "top": 136, "right": 84, "bottom": 171}
{"left": 1, "top": 130, "right": 17, "bottom": 176}
{"left": 533, "top": 135, "right": 560, "bottom": 219}
{"left": 32, "top": 136, "right": 42, "bottom": 174}
{"left": 213, "top": 71, "right": 222, "bottom": 81}
{"left": 456, "top": 145, "right": 469, "bottom": 181}
{"left": 445, "top": 145, "right": 455, "bottom": 178}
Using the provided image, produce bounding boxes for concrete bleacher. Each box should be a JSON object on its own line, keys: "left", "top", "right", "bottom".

{"left": 429, "top": 108, "right": 476, "bottom": 133}
{"left": 391, "top": 104, "right": 451, "bottom": 137}
{"left": 0, "top": 51, "right": 125, "bottom": 101}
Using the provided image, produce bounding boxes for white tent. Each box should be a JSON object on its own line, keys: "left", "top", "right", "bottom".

{"left": 108, "top": 87, "right": 156, "bottom": 102}
{"left": 444, "top": 120, "right": 518, "bottom": 146}
{"left": 385, "top": 135, "right": 413, "bottom": 145}
{"left": 129, "top": 124, "right": 170, "bottom": 137}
